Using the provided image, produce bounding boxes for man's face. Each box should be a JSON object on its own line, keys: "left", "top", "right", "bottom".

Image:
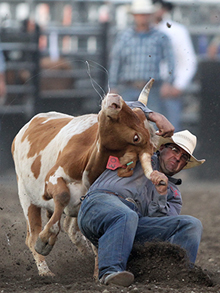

{"left": 159, "top": 144, "right": 190, "bottom": 176}
{"left": 133, "top": 13, "right": 154, "bottom": 28}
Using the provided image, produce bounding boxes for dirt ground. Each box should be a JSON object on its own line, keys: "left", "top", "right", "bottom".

{"left": 1, "top": 169, "right": 220, "bottom": 293}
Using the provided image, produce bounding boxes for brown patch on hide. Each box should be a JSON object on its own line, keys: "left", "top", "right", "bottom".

{"left": 22, "top": 117, "right": 72, "bottom": 158}
{"left": 55, "top": 123, "right": 98, "bottom": 181}
{"left": 31, "top": 155, "right": 42, "bottom": 179}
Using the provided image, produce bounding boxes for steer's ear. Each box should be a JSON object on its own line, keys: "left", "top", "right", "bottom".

{"left": 117, "top": 162, "right": 136, "bottom": 177}
{"left": 117, "top": 152, "right": 137, "bottom": 177}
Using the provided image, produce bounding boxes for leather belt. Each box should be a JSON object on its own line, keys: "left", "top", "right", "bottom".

{"left": 80, "top": 189, "right": 124, "bottom": 202}
{"left": 80, "top": 189, "right": 141, "bottom": 216}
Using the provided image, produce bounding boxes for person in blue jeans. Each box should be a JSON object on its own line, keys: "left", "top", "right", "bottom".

{"left": 78, "top": 130, "right": 205, "bottom": 287}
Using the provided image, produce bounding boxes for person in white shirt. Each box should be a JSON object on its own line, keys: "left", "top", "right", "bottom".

{"left": 154, "top": 0, "right": 197, "bottom": 131}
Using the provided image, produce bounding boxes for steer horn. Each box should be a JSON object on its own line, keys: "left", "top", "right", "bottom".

{"left": 139, "top": 152, "right": 154, "bottom": 180}
{"left": 138, "top": 78, "right": 155, "bottom": 105}
{"left": 139, "top": 152, "right": 166, "bottom": 186}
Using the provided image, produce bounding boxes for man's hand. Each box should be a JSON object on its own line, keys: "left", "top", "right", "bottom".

{"left": 150, "top": 170, "right": 168, "bottom": 195}
{"left": 148, "top": 112, "right": 174, "bottom": 137}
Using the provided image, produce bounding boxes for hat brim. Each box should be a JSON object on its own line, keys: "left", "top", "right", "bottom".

{"left": 131, "top": 9, "right": 156, "bottom": 14}
{"left": 157, "top": 136, "right": 205, "bottom": 170}
{"left": 130, "top": 6, "right": 157, "bottom": 14}
{"left": 130, "top": 2, "right": 161, "bottom": 14}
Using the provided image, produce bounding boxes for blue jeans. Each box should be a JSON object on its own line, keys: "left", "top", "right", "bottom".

{"left": 78, "top": 192, "right": 202, "bottom": 279}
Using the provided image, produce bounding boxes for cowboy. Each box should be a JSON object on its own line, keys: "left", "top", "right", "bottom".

{"left": 108, "top": 0, "right": 175, "bottom": 113}
{"left": 78, "top": 130, "right": 205, "bottom": 287}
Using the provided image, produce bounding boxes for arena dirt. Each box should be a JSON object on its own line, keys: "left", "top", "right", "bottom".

{"left": 1, "top": 170, "right": 220, "bottom": 293}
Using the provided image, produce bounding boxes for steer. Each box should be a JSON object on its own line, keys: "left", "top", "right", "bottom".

{"left": 12, "top": 79, "right": 158, "bottom": 277}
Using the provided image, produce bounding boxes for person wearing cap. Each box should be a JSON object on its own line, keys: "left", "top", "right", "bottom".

{"left": 153, "top": 0, "right": 197, "bottom": 131}
{"left": 108, "top": 0, "right": 175, "bottom": 113}
{"left": 78, "top": 129, "right": 205, "bottom": 287}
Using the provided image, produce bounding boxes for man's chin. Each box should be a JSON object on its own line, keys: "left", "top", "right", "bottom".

{"left": 165, "top": 166, "right": 176, "bottom": 176}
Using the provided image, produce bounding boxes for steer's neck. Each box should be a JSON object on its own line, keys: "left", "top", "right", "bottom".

{"left": 83, "top": 144, "right": 125, "bottom": 189}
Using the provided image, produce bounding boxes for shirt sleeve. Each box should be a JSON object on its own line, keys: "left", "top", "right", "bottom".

{"left": 126, "top": 101, "right": 152, "bottom": 117}
{"left": 147, "top": 184, "right": 182, "bottom": 217}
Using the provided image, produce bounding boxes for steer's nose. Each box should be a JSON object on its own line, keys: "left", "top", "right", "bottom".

{"left": 106, "top": 93, "right": 122, "bottom": 109}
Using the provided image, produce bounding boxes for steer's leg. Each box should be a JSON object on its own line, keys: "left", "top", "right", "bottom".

{"left": 35, "top": 177, "right": 70, "bottom": 256}
{"left": 91, "top": 245, "right": 99, "bottom": 280}
{"left": 63, "top": 216, "right": 99, "bottom": 280}
{"left": 63, "top": 216, "right": 90, "bottom": 254}
{"left": 26, "top": 204, "right": 54, "bottom": 276}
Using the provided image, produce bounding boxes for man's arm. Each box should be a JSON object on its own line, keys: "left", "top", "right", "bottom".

{"left": 126, "top": 101, "right": 175, "bottom": 137}
{"left": 148, "top": 112, "right": 174, "bottom": 137}
{"left": 147, "top": 170, "right": 182, "bottom": 217}
{"left": 147, "top": 189, "right": 182, "bottom": 217}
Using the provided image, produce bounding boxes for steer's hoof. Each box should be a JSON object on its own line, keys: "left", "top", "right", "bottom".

{"left": 39, "top": 270, "right": 55, "bottom": 277}
{"left": 35, "top": 237, "right": 53, "bottom": 256}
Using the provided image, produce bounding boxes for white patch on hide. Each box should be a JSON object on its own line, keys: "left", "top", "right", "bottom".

{"left": 82, "top": 170, "right": 90, "bottom": 191}
{"left": 48, "top": 166, "right": 72, "bottom": 185}
{"left": 37, "top": 260, "right": 52, "bottom": 276}
{"left": 13, "top": 113, "right": 98, "bottom": 216}
{"left": 64, "top": 181, "right": 87, "bottom": 217}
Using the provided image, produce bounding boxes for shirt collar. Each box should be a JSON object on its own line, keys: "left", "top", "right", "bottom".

{"left": 132, "top": 25, "right": 155, "bottom": 35}
{"left": 167, "top": 176, "right": 182, "bottom": 186}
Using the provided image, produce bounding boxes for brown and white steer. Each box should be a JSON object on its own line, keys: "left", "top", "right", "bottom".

{"left": 12, "top": 79, "right": 158, "bottom": 277}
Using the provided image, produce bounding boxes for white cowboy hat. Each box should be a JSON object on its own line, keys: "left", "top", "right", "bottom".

{"left": 130, "top": 0, "right": 157, "bottom": 14}
{"left": 157, "top": 130, "right": 205, "bottom": 169}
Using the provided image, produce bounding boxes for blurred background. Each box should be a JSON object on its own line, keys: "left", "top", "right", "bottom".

{"left": 0, "top": 0, "right": 219, "bottom": 181}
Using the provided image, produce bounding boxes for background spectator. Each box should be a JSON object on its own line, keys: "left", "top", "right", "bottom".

{"left": 207, "top": 35, "right": 220, "bottom": 59}
{"left": 108, "top": 0, "right": 175, "bottom": 126}
{"left": 154, "top": 0, "right": 197, "bottom": 131}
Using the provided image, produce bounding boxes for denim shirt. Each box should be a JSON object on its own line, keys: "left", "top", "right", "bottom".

{"left": 109, "top": 27, "right": 175, "bottom": 89}
{"left": 87, "top": 153, "right": 182, "bottom": 217}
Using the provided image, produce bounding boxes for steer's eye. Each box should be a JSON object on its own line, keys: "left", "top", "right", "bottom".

{"left": 133, "top": 134, "right": 140, "bottom": 143}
